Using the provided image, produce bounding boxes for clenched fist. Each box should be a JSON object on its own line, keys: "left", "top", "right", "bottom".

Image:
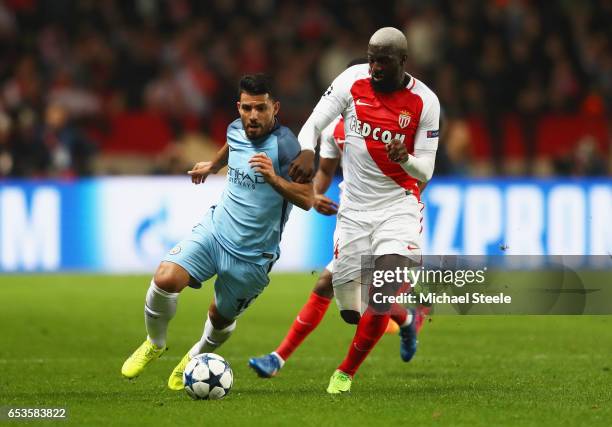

{"left": 386, "top": 138, "right": 409, "bottom": 163}
{"left": 249, "top": 153, "right": 277, "bottom": 183}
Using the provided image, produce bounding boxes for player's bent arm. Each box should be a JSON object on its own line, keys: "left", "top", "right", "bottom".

{"left": 400, "top": 149, "right": 436, "bottom": 182}
{"left": 297, "top": 110, "right": 338, "bottom": 152}
{"left": 188, "top": 144, "right": 229, "bottom": 175}
{"left": 314, "top": 157, "right": 340, "bottom": 195}
{"left": 210, "top": 143, "right": 230, "bottom": 173}
{"left": 399, "top": 98, "right": 439, "bottom": 181}
{"left": 269, "top": 177, "right": 314, "bottom": 211}
{"left": 291, "top": 111, "right": 335, "bottom": 183}
{"left": 188, "top": 144, "right": 230, "bottom": 184}
{"left": 402, "top": 89, "right": 440, "bottom": 183}
{"left": 297, "top": 66, "right": 353, "bottom": 152}
{"left": 292, "top": 68, "right": 351, "bottom": 181}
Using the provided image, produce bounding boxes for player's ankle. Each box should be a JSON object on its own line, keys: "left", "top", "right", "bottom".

{"left": 271, "top": 352, "right": 286, "bottom": 368}
{"left": 400, "top": 309, "right": 413, "bottom": 328}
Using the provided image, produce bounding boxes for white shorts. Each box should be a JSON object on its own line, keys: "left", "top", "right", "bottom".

{"left": 331, "top": 195, "right": 423, "bottom": 311}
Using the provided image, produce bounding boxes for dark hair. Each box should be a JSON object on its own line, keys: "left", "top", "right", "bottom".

{"left": 238, "top": 73, "right": 275, "bottom": 99}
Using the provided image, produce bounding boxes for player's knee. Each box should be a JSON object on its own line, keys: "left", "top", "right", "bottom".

{"left": 153, "top": 262, "right": 189, "bottom": 293}
{"left": 340, "top": 310, "right": 361, "bottom": 325}
{"left": 313, "top": 269, "right": 334, "bottom": 299}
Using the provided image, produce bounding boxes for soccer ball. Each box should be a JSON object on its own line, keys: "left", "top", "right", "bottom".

{"left": 183, "top": 353, "right": 233, "bottom": 400}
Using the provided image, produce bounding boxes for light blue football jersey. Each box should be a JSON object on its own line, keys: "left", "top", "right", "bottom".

{"left": 209, "top": 119, "right": 301, "bottom": 265}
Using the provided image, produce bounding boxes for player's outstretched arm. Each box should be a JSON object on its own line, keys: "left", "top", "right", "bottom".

{"left": 249, "top": 153, "right": 314, "bottom": 210}
{"left": 187, "top": 143, "right": 230, "bottom": 184}
{"left": 313, "top": 157, "right": 340, "bottom": 215}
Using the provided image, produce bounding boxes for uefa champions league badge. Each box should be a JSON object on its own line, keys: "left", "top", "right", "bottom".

{"left": 169, "top": 245, "right": 182, "bottom": 255}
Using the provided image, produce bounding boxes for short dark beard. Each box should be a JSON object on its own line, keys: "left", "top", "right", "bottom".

{"left": 370, "top": 73, "right": 409, "bottom": 93}
{"left": 370, "top": 77, "right": 398, "bottom": 93}
{"left": 244, "top": 121, "right": 274, "bottom": 141}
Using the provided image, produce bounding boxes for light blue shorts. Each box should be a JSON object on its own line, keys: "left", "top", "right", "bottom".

{"left": 163, "top": 214, "right": 273, "bottom": 320}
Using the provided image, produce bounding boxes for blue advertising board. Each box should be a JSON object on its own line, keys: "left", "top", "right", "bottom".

{"left": 0, "top": 177, "right": 609, "bottom": 273}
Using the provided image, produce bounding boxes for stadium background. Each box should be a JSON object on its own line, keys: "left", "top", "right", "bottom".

{"left": 0, "top": 0, "right": 610, "bottom": 273}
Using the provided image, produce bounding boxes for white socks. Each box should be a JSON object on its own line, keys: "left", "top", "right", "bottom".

{"left": 144, "top": 280, "right": 179, "bottom": 348}
{"left": 272, "top": 352, "right": 285, "bottom": 368}
{"left": 143, "top": 280, "right": 237, "bottom": 356}
{"left": 401, "top": 309, "right": 414, "bottom": 328}
{"left": 189, "top": 315, "right": 236, "bottom": 357}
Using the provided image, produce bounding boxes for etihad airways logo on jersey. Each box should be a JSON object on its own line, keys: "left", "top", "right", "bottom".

{"left": 227, "top": 165, "right": 266, "bottom": 190}
{"left": 348, "top": 117, "right": 406, "bottom": 143}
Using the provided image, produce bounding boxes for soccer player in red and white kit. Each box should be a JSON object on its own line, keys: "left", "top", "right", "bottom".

{"left": 248, "top": 115, "right": 431, "bottom": 378}
{"left": 289, "top": 27, "right": 440, "bottom": 393}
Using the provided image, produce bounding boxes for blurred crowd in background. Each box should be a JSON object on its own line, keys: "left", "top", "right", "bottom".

{"left": 0, "top": 0, "right": 610, "bottom": 178}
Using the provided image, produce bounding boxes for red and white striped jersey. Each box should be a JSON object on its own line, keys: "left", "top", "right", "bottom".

{"left": 302, "top": 64, "right": 440, "bottom": 210}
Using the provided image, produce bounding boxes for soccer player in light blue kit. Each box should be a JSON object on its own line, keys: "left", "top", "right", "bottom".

{"left": 121, "top": 74, "right": 314, "bottom": 390}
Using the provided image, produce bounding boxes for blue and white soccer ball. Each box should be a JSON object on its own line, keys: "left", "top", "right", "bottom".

{"left": 183, "top": 353, "right": 233, "bottom": 400}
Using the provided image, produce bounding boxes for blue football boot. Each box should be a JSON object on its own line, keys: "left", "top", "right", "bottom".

{"left": 399, "top": 308, "right": 418, "bottom": 362}
{"left": 248, "top": 353, "right": 282, "bottom": 378}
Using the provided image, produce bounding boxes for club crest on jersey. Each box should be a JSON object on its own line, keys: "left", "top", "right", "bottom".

{"left": 398, "top": 111, "right": 412, "bottom": 129}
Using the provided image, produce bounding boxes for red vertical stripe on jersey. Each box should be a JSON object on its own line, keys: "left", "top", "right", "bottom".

{"left": 333, "top": 118, "right": 345, "bottom": 151}
{"left": 350, "top": 78, "right": 423, "bottom": 198}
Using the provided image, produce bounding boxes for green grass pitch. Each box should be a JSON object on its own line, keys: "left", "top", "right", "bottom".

{"left": 1, "top": 274, "right": 611, "bottom": 426}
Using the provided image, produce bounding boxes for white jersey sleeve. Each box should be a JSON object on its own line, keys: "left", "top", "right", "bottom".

{"left": 319, "top": 119, "right": 342, "bottom": 159}
{"left": 400, "top": 149, "right": 436, "bottom": 182}
{"left": 412, "top": 87, "right": 440, "bottom": 152}
{"left": 297, "top": 65, "right": 362, "bottom": 151}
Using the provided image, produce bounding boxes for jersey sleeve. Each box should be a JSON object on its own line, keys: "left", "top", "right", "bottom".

{"left": 277, "top": 127, "right": 302, "bottom": 180}
{"left": 226, "top": 118, "right": 243, "bottom": 149}
{"left": 315, "top": 67, "right": 356, "bottom": 119}
{"left": 297, "top": 66, "right": 358, "bottom": 151}
{"left": 319, "top": 119, "right": 341, "bottom": 159}
{"left": 413, "top": 90, "right": 441, "bottom": 152}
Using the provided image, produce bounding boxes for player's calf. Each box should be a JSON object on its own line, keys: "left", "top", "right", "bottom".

{"left": 190, "top": 306, "right": 237, "bottom": 355}
{"left": 249, "top": 270, "right": 333, "bottom": 378}
{"left": 313, "top": 268, "right": 334, "bottom": 299}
